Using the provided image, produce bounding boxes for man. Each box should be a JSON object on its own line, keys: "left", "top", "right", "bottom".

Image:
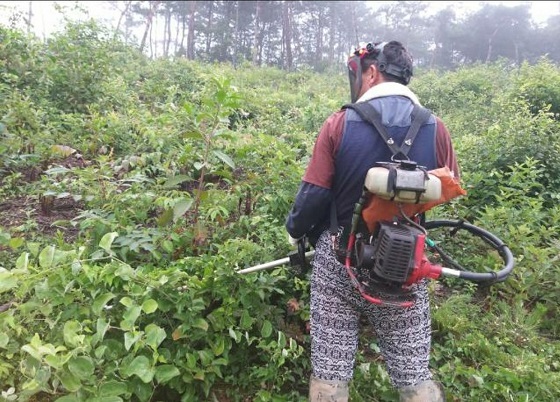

{"left": 285, "top": 41, "right": 460, "bottom": 401}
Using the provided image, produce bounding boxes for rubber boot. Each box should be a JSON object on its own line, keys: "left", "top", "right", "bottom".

{"left": 309, "top": 376, "right": 349, "bottom": 402}
{"left": 399, "top": 380, "right": 446, "bottom": 402}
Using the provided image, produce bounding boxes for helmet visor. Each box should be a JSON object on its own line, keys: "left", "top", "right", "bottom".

{"left": 347, "top": 55, "right": 362, "bottom": 103}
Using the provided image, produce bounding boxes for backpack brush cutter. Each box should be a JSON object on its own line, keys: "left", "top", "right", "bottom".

{"left": 236, "top": 217, "right": 515, "bottom": 308}
{"left": 237, "top": 159, "right": 515, "bottom": 308}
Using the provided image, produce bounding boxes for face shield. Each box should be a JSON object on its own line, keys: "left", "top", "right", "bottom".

{"left": 347, "top": 54, "right": 363, "bottom": 103}
{"left": 347, "top": 42, "right": 385, "bottom": 103}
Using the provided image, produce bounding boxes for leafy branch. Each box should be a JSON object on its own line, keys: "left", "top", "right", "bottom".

{"left": 182, "top": 76, "right": 240, "bottom": 226}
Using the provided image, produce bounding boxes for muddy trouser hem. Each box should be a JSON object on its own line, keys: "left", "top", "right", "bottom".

{"left": 309, "top": 376, "right": 349, "bottom": 401}
{"left": 310, "top": 230, "right": 434, "bottom": 388}
{"left": 399, "top": 380, "right": 446, "bottom": 402}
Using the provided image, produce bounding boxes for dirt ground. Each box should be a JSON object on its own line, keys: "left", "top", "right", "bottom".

{"left": 0, "top": 154, "right": 88, "bottom": 245}
{"left": 0, "top": 195, "right": 82, "bottom": 242}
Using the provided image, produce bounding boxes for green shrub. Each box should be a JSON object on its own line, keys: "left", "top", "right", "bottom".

{"left": 511, "top": 57, "right": 560, "bottom": 117}
{"left": 1, "top": 18, "right": 559, "bottom": 402}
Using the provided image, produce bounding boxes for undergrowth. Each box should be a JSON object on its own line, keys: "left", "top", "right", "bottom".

{"left": 1, "top": 20, "right": 559, "bottom": 401}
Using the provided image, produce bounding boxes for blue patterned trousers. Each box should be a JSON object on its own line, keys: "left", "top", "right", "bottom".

{"left": 310, "top": 230, "right": 434, "bottom": 388}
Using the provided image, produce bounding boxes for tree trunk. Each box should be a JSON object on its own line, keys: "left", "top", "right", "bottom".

{"left": 257, "top": 21, "right": 266, "bottom": 65}
{"left": 351, "top": 2, "right": 359, "bottom": 47}
{"left": 328, "top": 2, "right": 336, "bottom": 64}
{"left": 174, "top": 10, "right": 181, "bottom": 55}
{"left": 150, "top": 13, "right": 155, "bottom": 58}
{"left": 163, "top": 8, "right": 168, "bottom": 57}
{"left": 234, "top": 1, "right": 239, "bottom": 66}
{"left": 316, "top": 7, "right": 324, "bottom": 68}
{"left": 282, "top": 1, "right": 293, "bottom": 70}
{"left": 221, "top": 1, "right": 234, "bottom": 62}
{"left": 27, "top": 1, "right": 32, "bottom": 35}
{"left": 291, "top": 4, "right": 301, "bottom": 67}
{"left": 140, "top": 1, "right": 160, "bottom": 54}
{"left": 187, "top": 1, "right": 197, "bottom": 60}
{"left": 179, "top": 14, "right": 186, "bottom": 56}
{"left": 485, "top": 26, "right": 500, "bottom": 63}
{"left": 164, "top": 6, "right": 172, "bottom": 57}
{"left": 206, "top": 1, "right": 214, "bottom": 55}
{"left": 115, "top": 0, "right": 132, "bottom": 39}
{"left": 252, "top": 0, "right": 261, "bottom": 66}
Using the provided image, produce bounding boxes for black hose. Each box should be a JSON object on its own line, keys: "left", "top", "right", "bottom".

{"left": 424, "top": 219, "right": 515, "bottom": 283}
{"left": 429, "top": 242, "right": 465, "bottom": 271}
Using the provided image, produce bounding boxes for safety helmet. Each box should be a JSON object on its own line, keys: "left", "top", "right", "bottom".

{"left": 347, "top": 41, "right": 413, "bottom": 103}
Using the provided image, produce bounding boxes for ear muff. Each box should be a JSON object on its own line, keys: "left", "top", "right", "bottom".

{"left": 370, "top": 42, "right": 388, "bottom": 73}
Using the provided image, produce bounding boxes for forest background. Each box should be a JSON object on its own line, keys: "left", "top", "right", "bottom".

{"left": 1, "top": 1, "right": 560, "bottom": 401}
{"left": 2, "top": 1, "right": 560, "bottom": 70}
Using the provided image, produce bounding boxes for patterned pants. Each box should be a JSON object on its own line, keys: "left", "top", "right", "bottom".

{"left": 310, "top": 230, "right": 433, "bottom": 388}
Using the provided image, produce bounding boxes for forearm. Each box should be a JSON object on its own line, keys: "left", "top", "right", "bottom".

{"left": 285, "top": 181, "right": 332, "bottom": 239}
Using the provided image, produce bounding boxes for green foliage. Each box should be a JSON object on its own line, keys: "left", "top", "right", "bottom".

{"left": 432, "top": 296, "right": 560, "bottom": 401}
{"left": 415, "top": 59, "right": 560, "bottom": 206}
{"left": 511, "top": 58, "right": 560, "bottom": 117}
{"left": 0, "top": 25, "right": 44, "bottom": 91}
{"left": 42, "top": 20, "right": 140, "bottom": 114}
{"left": 0, "top": 236, "right": 309, "bottom": 401}
{"left": 413, "top": 61, "right": 512, "bottom": 137}
{"left": 1, "top": 19, "right": 559, "bottom": 402}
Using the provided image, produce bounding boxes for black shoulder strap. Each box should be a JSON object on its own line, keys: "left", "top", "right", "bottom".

{"left": 400, "top": 105, "right": 432, "bottom": 157}
{"left": 342, "top": 102, "right": 432, "bottom": 159}
{"left": 329, "top": 101, "right": 433, "bottom": 235}
{"left": 343, "top": 102, "right": 401, "bottom": 156}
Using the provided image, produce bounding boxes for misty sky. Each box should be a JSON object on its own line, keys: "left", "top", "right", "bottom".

{"left": 0, "top": 1, "right": 557, "bottom": 40}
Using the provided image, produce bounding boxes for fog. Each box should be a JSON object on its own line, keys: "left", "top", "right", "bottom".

{"left": 1, "top": 1, "right": 556, "bottom": 38}
{"left": 1, "top": 1, "right": 559, "bottom": 70}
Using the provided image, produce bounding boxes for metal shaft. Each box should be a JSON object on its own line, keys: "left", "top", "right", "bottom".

{"left": 236, "top": 251, "right": 315, "bottom": 274}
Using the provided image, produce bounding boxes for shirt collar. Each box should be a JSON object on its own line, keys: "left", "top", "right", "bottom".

{"left": 356, "top": 82, "right": 421, "bottom": 105}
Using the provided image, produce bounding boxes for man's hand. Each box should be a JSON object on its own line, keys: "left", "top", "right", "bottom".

{"left": 288, "top": 233, "right": 301, "bottom": 247}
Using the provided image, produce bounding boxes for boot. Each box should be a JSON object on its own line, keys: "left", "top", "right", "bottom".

{"left": 309, "top": 376, "right": 349, "bottom": 402}
{"left": 399, "top": 380, "right": 446, "bottom": 402}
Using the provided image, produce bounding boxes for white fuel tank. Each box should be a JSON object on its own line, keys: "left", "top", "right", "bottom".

{"left": 364, "top": 167, "right": 442, "bottom": 203}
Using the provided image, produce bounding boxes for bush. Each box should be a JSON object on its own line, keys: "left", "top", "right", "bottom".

{"left": 0, "top": 19, "right": 559, "bottom": 402}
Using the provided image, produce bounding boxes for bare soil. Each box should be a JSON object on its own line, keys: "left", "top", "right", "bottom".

{"left": 0, "top": 154, "right": 89, "bottom": 244}
{"left": 0, "top": 195, "right": 83, "bottom": 244}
